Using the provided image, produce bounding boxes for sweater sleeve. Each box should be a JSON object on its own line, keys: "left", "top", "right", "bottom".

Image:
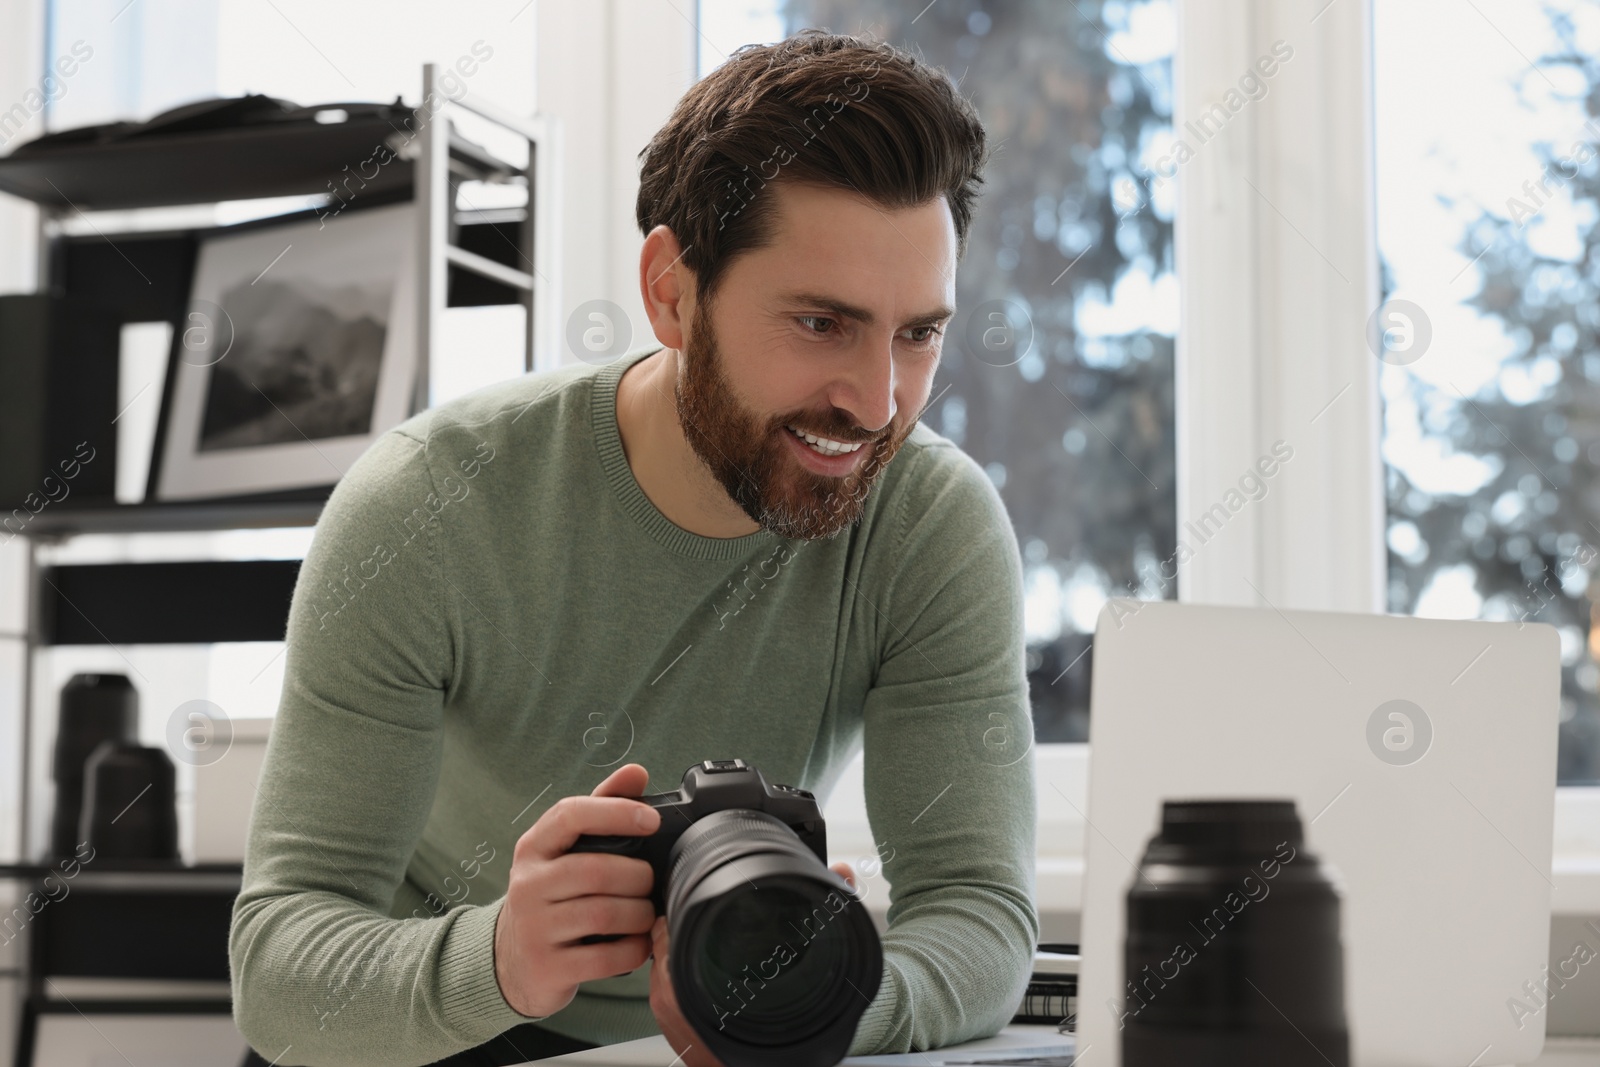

{"left": 229, "top": 428, "right": 535, "bottom": 1067}
{"left": 845, "top": 440, "right": 1041, "bottom": 1058}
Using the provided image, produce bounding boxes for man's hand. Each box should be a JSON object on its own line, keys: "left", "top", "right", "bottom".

{"left": 647, "top": 861, "right": 859, "bottom": 1066}
{"left": 494, "top": 763, "right": 660, "bottom": 1018}
{"left": 830, "top": 860, "right": 858, "bottom": 893}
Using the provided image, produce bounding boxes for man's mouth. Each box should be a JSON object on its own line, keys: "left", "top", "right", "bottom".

{"left": 785, "top": 424, "right": 866, "bottom": 457}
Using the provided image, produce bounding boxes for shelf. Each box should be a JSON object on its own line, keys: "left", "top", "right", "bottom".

{"left": 40, "top": 560, "right": 302, "bottom": 644}
{"left": 19, "top": 497, "right": 326, "bottom": 537}
{"left": 0, "top": 110, "right": 518, "bottom": 212}
{"left": 5, "top": 64, "right": 554, "bottom": 875}
{"left": 0, "top": 862, "right": 243, "bottom": 875}
{"left": 0, "top": 862, "right": 242, "bottom": 892}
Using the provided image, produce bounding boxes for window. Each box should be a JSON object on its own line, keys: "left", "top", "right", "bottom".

{"left": 698, "top": 0, "right": 1179, "bottom": 743}
{"left": 1375, "top": 0, "right": 1600, "bottom": 783}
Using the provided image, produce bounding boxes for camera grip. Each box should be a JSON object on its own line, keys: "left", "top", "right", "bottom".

{"left": 570, "top": 832, "right": 658, "bottom": 944}
{"left": 569, "top": 832, "right": 642, "bottom": 856}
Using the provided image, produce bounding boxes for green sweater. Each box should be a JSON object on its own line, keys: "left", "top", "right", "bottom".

{"left": 229, "top": 344, "right": 1039, "bottom": 1066}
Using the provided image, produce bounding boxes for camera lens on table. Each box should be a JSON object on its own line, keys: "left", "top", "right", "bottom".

{"left": 1121, "top": 798, "right": 1348, "bottom": 1067}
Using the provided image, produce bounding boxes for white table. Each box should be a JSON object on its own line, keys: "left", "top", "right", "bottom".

{"left": 522, "top": 1029, "right": 1600, "bottom": 1067}
{"left": 528, "top": 1023, "right": 1075, "bottom": 1065}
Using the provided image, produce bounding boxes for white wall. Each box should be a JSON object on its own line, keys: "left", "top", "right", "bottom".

{"left": 0, "top": 0, "right": 41, "bottom": 296}
{"left": 537, "top": 0, "right": 696, "bottom": 367}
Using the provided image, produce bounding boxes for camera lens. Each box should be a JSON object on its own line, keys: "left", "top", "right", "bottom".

{"left": 664, "top": 809, "right": 881, "bottom": 1064}
{"left": 1121, "top": 799, "right": 1348, "bottom": 1067}
{"left": 691, "top": 878, "right": 847, "bottom": 1026}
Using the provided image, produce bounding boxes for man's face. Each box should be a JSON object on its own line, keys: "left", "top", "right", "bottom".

{"left": 673, "top": 181, "right": 957, "bottom": 540}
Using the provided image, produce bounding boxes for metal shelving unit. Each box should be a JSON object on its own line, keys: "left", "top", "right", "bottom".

{"left": 2, "top": 60, "right": 561, "bottom": 863}
{"left": 414, "top": 61, "right": 563, "bottom": 412}
{"left": 1, "top": 62, "right": 562, "bottom": 1065}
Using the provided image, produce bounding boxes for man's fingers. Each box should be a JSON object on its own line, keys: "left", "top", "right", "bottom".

{"left": 562, "top": 933, "right": 652, "bottom": 984}
{"left": 518, "top": 793, "right": 660, "bottom": 860}
{"left": 547, "top": 894, "right": 657, "bottom": 944}
{"left": 591, "top": 762, "right": 650, "bottom": 798}
{"left": 542, "top": 851, "right": 654, "bottom": 903}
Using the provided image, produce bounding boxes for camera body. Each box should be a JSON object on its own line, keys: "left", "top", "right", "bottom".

{"left": 570, "top": 759, "right": 881, "bottom": 1067}
{"left": 571, "top": 758, "right": 828, "bottom": 914}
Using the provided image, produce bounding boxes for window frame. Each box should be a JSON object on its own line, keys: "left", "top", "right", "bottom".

{"left": 3, "top": 0, "right": 1588, "bottom": 910}
{"left": 665, "top": 0, "right": 1600, "bottom": 912}
{"left": 1173, "top": 0, "right": 1596, "bottom": 909}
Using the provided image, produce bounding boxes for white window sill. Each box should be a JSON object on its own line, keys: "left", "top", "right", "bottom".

{"left": 826, "top": 748, "right": 1600, "bottom": 917}
{"left": 1025, "top": 855, "right": 1600, "bottom": 917}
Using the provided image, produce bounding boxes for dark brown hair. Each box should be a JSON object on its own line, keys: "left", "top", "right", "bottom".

{"left": 635, "top": 29, "right": 988, "bottom": 305}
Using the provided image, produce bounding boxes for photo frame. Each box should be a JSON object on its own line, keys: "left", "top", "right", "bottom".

{"left": 152, "top": 199, "right": 417, "bottom": 501}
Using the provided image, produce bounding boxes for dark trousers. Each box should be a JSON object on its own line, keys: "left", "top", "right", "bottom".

{"left": 239, "top": 1022, "right": 600, "bottom": 1066}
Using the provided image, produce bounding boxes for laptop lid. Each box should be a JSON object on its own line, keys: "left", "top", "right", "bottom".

{"left": 1076, "top": 600, "right": 1560, "bottom": 1067}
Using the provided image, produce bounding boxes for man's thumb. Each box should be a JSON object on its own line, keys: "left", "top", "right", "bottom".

{"left": 831, "top": 860, "right": 858, "bottom": 891}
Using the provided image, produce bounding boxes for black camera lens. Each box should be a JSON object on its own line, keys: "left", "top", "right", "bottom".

{"left": 1121, "top": 799, "right": 1348, "bottom": 1067}
{"left": 664, "top": 809, "right": 881, "bottom": 1064}
{"left": 690, "top": 877, "right": 848, "bottom": 1026}
{"left": 568, "top": 761, "right": 883, "bottom": 1067}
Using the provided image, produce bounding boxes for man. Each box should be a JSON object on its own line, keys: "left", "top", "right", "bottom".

{"left": 232, "top": 29, "right": 1037, "bottom": 1067}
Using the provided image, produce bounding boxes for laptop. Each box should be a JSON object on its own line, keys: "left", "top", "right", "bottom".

{"left": 1076, "top": 600, "right": 1561, "bottom": 1067}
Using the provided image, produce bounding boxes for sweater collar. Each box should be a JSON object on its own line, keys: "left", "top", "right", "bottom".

{"left": 591, "top": 345, "right": 780, "bottom": 562}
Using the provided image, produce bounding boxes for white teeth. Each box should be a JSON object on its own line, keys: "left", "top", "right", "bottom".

{"left": 786, "top": 425, "right": 864, "bottom": 456}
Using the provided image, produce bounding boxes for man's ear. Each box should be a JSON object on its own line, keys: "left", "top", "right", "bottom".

{"left": 639, "top": 224, "right": 693, "bottom": 351}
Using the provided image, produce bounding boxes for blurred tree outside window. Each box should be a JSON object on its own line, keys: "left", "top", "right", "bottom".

{"left": 1375, "top": 0, "right": 1600, "bottom": 782}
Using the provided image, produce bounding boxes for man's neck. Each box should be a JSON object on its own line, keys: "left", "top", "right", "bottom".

{"left": 614, "top": 347, "right": 762, "bottom": 539}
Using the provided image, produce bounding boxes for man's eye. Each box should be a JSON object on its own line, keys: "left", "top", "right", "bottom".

{"left": 798, "top": 316, "right": 836, "bottom": 335}
{"left": 904, "top": 325, "right": 944, "bottom": 345}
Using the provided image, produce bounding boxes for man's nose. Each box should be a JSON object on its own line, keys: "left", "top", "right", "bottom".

{"left": 831, "top": 335, "right": 897, "bottom": 435}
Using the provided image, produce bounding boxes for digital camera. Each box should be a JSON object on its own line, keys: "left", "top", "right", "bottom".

{"left": 571, "top": 758, "right": 883, "bottom": 1067}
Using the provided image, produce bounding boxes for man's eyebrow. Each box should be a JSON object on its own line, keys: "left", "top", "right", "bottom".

{"left": 778, "top": 291, "right": 955, "bottom": 327}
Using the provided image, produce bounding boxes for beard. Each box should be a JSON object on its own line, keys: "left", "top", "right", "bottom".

{"left": 673, "top": 298, "right": 917, "bottom": 540}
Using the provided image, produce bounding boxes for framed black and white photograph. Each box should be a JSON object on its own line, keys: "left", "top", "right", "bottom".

{"left": 152, "top": 199, "right": 417, "bottom": 501}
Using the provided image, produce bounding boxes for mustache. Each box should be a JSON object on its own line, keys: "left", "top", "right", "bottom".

{"left": 773, "top": 416, "right": 889, "bottom": 444}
